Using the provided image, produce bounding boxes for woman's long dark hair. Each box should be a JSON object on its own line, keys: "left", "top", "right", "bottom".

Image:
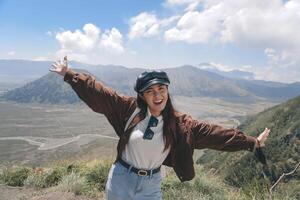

{"left": 136, "top": 90, "right": 177, "bottom": 152}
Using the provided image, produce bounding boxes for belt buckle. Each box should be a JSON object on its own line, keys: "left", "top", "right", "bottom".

{"left": 137, "top": 169, "right": 148, "bottom": 176}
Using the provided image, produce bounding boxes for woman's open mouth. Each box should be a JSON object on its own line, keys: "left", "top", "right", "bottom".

{"left": 153, "top": 99, "right": 163, "bottom": 105}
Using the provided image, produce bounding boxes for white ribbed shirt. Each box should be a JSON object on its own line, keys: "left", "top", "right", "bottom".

{"left": 121, "top": 107, "right": 170, "bottom": 170}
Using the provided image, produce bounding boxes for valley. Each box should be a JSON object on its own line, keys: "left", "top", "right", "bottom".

{"left": 0, "top": 96, "right": 275, "bottom": 166}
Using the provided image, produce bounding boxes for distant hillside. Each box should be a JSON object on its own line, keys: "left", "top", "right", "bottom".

{"left": 166, "top": 66, "right": 254, "bottom": 100}
{"left": 1, "top": 70, "right": 92, "bottom": 104}
{"left": 1, "top": 60, "right": 300, "bottom": 104}
{"left": 89, "top": 65, "right": 257, "bottom": 100}
{"left": 1, "top": 66, "right": 258, "bottom": 104}
{"left": 197, "top": 95, "right": 300, "bottom": 190}
{"left": 235, "top": 79, "right": 300, "bottom": 101}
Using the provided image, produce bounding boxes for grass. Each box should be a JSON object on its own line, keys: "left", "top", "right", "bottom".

{"left": 0, "top": 159, "right": 298, "bottom": 199}
{"left": 54, "top": 172, "right": 90, "bottom": 195}
{"left": 162, "top": 166, "right": 231, "bottom": 200}
{"left": 0, "top": 166, "right": 31, "bottom": 187}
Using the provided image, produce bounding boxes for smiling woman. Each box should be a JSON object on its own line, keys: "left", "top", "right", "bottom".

{"left": 136, "top": 71, "right": 170, "bottom": 117}
{"left": 49, "top": 56, "right": 270, "bottom": 200}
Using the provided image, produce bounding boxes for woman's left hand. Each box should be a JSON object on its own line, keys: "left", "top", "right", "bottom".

{"left": 256, "top": 127, "right": 271, "bottom": 148}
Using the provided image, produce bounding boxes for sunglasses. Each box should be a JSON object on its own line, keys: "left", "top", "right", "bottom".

{"left": 143, "top": 116, "right": 158, "bottom": 140}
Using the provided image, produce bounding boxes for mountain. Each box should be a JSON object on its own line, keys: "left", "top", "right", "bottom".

{"left": 89, "top": 65, "right": 257, "bottom": 100}
{"left": 165, "top": 66, "right": 254, "bottom": 100}
{"left": 1, "top": 60, "right": 300, "bottom": 104}
{"left": 1, "top": 65, "right": 259, "bottom": 104}
{"left": 234, "top": 79, "right": 300, "bottom": 101}
{"left": 0, "top": 69, "right": 92, "bottom": 104}
{"left": 197, "top": 95, "right": 300, "bottom": 189}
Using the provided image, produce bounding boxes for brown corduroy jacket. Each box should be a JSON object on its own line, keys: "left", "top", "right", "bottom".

{"left": 63, "top": 69, "right": 257, "bottom": 182}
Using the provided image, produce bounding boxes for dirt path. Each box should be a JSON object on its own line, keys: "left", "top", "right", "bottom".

{"left": 0, "top": 185, "right": 41, "bottom": 200}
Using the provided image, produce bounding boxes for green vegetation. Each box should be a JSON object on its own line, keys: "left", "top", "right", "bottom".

{"left": 0, "top": 159, "right": 298, "bottom": 199}
{"left": 162, "top": 166, "right": 231, "bottom": 200}
{"left": 197, "top": 96, "right": 300, "bottom": 199}
{"left": 55, "top": 172, "right": 90, "bottom": 195}
{"left": 24, "top": 166, "right": 67, "bottom": 188}
{"left": 0, "top": 166, "right": 31, "bottom": 186}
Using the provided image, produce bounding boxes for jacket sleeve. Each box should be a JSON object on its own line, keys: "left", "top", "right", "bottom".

{"left": 191, "top": 118, "right": 256, "bottom": 152}
{"left": 63, "top": 69, "right": 136, "bottom": 136}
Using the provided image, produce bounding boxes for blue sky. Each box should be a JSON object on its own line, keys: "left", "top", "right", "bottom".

{"left": 0, "top": 0, "right": 299, "bottom": 83}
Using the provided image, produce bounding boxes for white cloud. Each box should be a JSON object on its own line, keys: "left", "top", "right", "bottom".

{"left": 199, "top": 62, "right": 253, "bottom": 73}
{"left": 261, "top": 47, "right": 300, "bottom": 82}
{"left": 128, "top": 12, "right": 179, "bottom": 39}
{"left": 56, "top": 23, "right": 100, "bottom": 52}
{"left": 128, "top": 12, "right": 159, "bottom": 39}
{"left": 165, "top": 5, "right": 224, "bottom": 43}
{"left": 7, "top": 51, "right": 15, "bottom": 56}
{"left": 100, "top": 28, "right": 124, "bottom": 54}
{"left": 52, "top": 23, "right": 125, "bottom": 63}
{"left": 199, "top": 49, "right": 300, "bottom": 83}
{"left": 219, "top": 0, "right": 300, "bottom": 49}
{"left": 162, "top": 0, "right": 300, "bottom": 82}
{"left": 164, "top": 0, "right": 300, "bottom": 47}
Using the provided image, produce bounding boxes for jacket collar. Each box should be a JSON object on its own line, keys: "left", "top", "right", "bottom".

{"left": 125, "top": 107, "right": 147, "bottom": 132}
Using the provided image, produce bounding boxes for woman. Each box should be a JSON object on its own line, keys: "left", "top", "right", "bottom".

{"left": 50, "top": 56, "right": 270, "bottom": 200}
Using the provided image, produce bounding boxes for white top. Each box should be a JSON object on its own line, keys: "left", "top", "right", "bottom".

{"left": 121, "top": 107, "right": 170, "bottom": 170}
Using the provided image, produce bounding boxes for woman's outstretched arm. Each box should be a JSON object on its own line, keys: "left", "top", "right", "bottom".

{"left": 49, "top": 56, "right": 136, "bottom": 136}
{"left": 191, "top": 117, "right": 270, "bottom": 152}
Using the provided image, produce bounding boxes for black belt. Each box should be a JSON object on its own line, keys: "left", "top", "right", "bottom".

{"left": 117, "top": 158, "right": 161, "bottom": 176}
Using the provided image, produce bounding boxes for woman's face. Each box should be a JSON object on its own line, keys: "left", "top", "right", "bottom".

{"left": 140, "top": 84, "right": 168, "bottom": 117}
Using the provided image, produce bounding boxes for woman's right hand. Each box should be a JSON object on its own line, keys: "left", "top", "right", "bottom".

{"left": 49, "top": 56, "right": 69, "bottom": 77}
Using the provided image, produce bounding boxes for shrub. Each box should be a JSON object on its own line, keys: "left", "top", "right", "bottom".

{"left": 24, "top": 166, "right": 68, "bottom": 189}
{"left": 84, "top": 161, "right": 111, "bottom": 191}
{"left": 45, "top": 166, "right": 68, "bottom": 187}
{"left": 56, "top": 172, "right": 90, "bottom": 195}
{"left": 162, "top": 166, "right": 230, "bottom": 200}
{"left": 1, "top": 166, "right": 31, "bottom": 186}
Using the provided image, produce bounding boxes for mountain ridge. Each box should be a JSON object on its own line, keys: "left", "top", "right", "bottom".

{"left": 1, "top": 60, "right": 300, "bottom": 104}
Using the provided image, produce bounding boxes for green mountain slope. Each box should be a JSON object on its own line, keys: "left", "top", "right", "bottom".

{"left": 197, "top": 95, "right": 300, "bottom": 190}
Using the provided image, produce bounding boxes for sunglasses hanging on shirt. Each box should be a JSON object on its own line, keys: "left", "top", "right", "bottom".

{"left": 143, "top": 116, "right": 158, "bottom": 140}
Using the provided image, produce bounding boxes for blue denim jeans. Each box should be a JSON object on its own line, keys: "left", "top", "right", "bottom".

{"left": 105, "top": 161, "right": 163, "bottom": 200}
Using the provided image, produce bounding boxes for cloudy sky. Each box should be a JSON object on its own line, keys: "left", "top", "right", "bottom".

{"left": 0, "top": 0, "right": 299, "bottom": 83}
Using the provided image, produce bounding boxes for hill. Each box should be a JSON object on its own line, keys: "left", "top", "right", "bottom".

{"left": 1, "top": 71, "right": 82, "bottom": 104}
{"left": 2, "top": 63, "right": 300, "bottom": 104}
{"left": 197, "top": 95, "right": 300, "bottom": 196}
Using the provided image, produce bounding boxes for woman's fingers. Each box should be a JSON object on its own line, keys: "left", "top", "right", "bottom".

{"left": 49, "top": 56, "right": 68, "bottom": 76}
{"left": 49, "top": 65, "right": 57, "bottom": 72}
{"left": 257, "top": 127, "right": 271, "bottom": 147}
{"left": 263, "top": 127, "right": 270, "bottom": 139}
{"left": 49, "top": 62, "right": 59, "bottom": 71}
{"left": 63, "top": 56, "right": 68, "bottom": 67}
